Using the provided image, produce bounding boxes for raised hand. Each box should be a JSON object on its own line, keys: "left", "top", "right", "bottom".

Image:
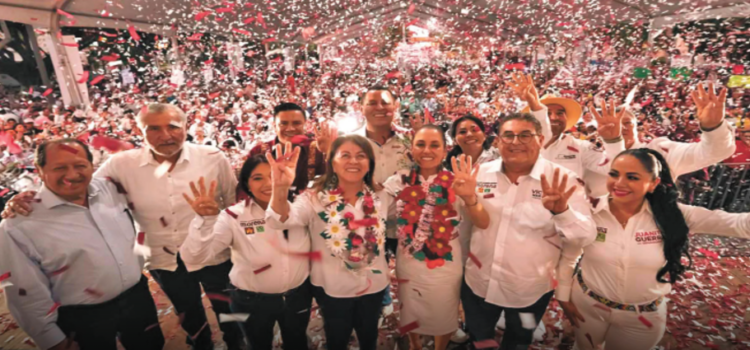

{"left": 540, "top": 168, "right": 577, "bottom": 215}
{"left": 314, "top": 121, "right": 337, "bottom": 155}
{"left": 559, "top": 300, "right": 586, "bottom": 328}
{"left": 1, "top": 191, "right": 37, "bottom": 219}
{"left": 182, "top": 177, "right": 219, "bottom": 217}
{"left": 266, "top": 142, "right": 300, "bottom": 190}
{"left": 451, "top": 154, "right": 479, "bottom": 199}
{"left": 691, "top": 83, "right": 727, "bottom": 130}
{"left": 506, "top": 72, "right": 543, "bottom": 111}
{"left": 587, "top": 97, "right": 625, "bottom": 141}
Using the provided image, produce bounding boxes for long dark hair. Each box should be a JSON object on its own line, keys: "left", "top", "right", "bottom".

{"left": 312, "top": 135, "right": 376, "bottom": 192}
{"left": 616, "top": 148, "right": 692, "bottom": 284}
{"left": 238, "top": 154, "right": 270, "bottom": 199}
{"left": 445, "top": 115, "right": 490, "bottom": 171}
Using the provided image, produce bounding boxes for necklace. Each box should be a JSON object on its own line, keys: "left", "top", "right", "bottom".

{"left": 317, "top": 186, "right": 386, "bottom": 273}
{"left": 396, "top": 167, "right": 460, "bottom": 269}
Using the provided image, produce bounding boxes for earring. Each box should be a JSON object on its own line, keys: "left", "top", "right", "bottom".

{"left": 329, "top": 173, "right": 339, "bottom": 188}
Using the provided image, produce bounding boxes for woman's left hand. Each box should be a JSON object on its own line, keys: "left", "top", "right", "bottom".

{"left": 451, "top": 154, "right": 479, "bottom": 200}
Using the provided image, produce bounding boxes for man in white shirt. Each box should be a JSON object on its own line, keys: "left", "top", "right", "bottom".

{"left": 0, "top": 139, "right": 163, "bottom": 350}
{"left": 3, "top": 104, "right": 243, "bottom": 350}
{"left": 462, "top": 113, "right": 596, "bottom": 350}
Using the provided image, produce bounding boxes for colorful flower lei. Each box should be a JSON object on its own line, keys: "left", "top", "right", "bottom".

{"left": 317, "top": 186, "right": 386, "bottom": 273}
{"left": 396, "top": 168, "right": 460, "bottom": 269}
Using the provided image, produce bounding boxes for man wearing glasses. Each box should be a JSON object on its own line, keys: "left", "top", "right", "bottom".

{"left": 460, "top": 113, "right": 596, "bottom": 350}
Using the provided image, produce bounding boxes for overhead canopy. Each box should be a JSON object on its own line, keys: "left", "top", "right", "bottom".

{"left": 0, "top": 0, "right": 747, "bottom": 46}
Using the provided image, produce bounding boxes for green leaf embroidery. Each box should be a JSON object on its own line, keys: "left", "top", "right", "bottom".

{"left": 413, "top": 251, "right": 426, "bottom": 261}
{"left": 429, "top": 186, "right": 443, "bottom": 193}
{"left": 318, "top": 212, "right": 328, "bottom": 221}
{"left": 435, "top": 198, "right": 447, "bottom": 205}
{"left": 337, "top": 203, "right": 346, "bottom": 212}
{"left": 418, "top": 199, "right": 426, "bottom": 206}
{"left": 444, "top": 252, "right": 453, "bottom": 261}
{"left": 371, "top": 269, "right": 382, "bottom": 274}
{"left": 397, "top": 218, "right": 408, "bottom": 226}
{"left": 451, "top": 220, "right": 460, "bottom": 227}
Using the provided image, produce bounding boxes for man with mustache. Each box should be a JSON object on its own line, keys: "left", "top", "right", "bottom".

{"left": 3, "top": 104, "right": 244, "bottom": 350}
{"left": 248, "top": 102, "right": 328, "bottom": 197}
{"left": 0, "top": 139, "right": 164, "bottom": 350}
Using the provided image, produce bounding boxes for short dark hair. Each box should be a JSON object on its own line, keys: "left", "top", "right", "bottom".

{"left": 361, "top": 86, "right": 397, "bottom": 104}
{"left": 238, "top": 154, "right": 269, "bottom": 198}
{"left": 313, "top": 135, "right": 376, "bottom": 192}
{"left": 273, "top": 102, "right": 306, "bottom": 119}
{"left": 35, "top": 139, "right": 93, "bottom": 168}
{"left": 497, "top": 113, "right": 542, "bottom": 135}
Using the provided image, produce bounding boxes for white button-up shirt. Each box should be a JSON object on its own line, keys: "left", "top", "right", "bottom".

{"left": 584, "top": 122, "right": 736, "bottom": 197}
{"left": 0, "top": 179, "right": 143, "bottom": 350}
{"left": 95, "top": 142, "right": 238, "bottom": 272}
{"left": 557, "top": 197, "right": 750, "bottom": 304}
{"left": 464, "top": 157, "right": 596, "bottom": 308}
{"left": 352, "top": 125, "right": 414, "bottom": 185}
{"left": 180, "top": 200, "right": 310, "bottom": 294}
{"left": 266, "top": 191, "right": 389, "bottom": 298}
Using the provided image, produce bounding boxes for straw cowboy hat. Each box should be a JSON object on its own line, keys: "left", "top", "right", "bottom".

{"left": 522, "top": 95, "right": 582, "bottom": 130}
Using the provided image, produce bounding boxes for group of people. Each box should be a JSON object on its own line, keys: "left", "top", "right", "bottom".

{"left": 1, "top": 63, "right": 750, "bottom": 350}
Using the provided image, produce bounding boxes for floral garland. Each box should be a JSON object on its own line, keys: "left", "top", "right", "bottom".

{"left": 317, "top": 186, "right": 386, "bottom": 273}
{"left": 396, "top": 167, "right": 460, "bottom": 269}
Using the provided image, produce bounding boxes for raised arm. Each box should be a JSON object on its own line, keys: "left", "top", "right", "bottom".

{"left": 266, "top": 142, "right": 300, "bottom": 222}
{"left": 451, "top": 155, "right": 489, "bottom": 229}
{"left": 507, "top": 72, "right": 551, "bottom": 142}
{"left": 179, "top": 177, "right": 234, "bottom": 266}
{"left": 680, "top": 203, "right": 750, "bottom": 238}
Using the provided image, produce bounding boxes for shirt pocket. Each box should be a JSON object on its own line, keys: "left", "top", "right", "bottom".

{"left": 513, "top": 201, "right": 553, "bottom": 231}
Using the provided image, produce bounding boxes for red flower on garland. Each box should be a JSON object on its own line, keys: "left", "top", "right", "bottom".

{"left": 349, "top": 233, "right": 364, "bottom": 247}
{"left": 434, "top": 171, "right": 455, "bottom": 187}
{"left": 426, "top": 238, "right": 452, "bottom": 256}
{"left": 363, "top": 194, "right": 375, "bottom": 214}
{"left": 433, "top": 204, "right": 458, "bottom": 222}
{"left": 397, "top": 185, "right": 426, "bottom": 203}
{"left": 426, "top": 258, "right": 445, "bottom": 269}
{"left": 431, "top": 221, "right": 453, "bottom": 240}
{"left": 401, "top": 203, "right": 423, "bottom": 224}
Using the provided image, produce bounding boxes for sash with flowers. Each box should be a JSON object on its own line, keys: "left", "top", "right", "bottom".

{"left": 396, "top": 168, "right": 460, "bottom": 269}
{"left": 317, "top": 186, "right": 386, "bottom": 273}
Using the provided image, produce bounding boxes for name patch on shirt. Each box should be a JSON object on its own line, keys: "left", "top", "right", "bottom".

{"left": 556, "top": 154, "right": 577, "bottom": 160}
{"left": 635, "top": 230, "right": 662, "bottom": 244}
{"left": 241, "top": 219, "right": 266, "bottom": 235}
{"left": 531, "top": 189, "right": 542, "bottom": 199}
{"left": 596, "top": 227, "right": 608, "bottom": 242}
{"left": 476, "top": 182, "right": 497, "bottom": 194}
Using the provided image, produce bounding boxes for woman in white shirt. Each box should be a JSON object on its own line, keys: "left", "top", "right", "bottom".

{"left": 265, "top": 136, "right": 389, "bottom": 350}
{"left": 557, "top": 148, "right": 750, "bottom": 350}
{"left": 382, "top": 125, "right": 479, "bottom": 350}
{"left": 180, "top": 154, "right": 311, "bottom": 350}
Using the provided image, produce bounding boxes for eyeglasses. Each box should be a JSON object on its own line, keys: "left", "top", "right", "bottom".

{"left": 500, "top": 133, "right": 539, "bottom": 144}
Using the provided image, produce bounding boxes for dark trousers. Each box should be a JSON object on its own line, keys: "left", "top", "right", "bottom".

{"left": 150, "top": 255, "right": 244, "bottom": 350}
{"left": 312, "top": 285, "right": 385, "bottom": 350}
{"left": 230, "top": 279, "right": 312, "bottom": 350}
{"left": 461, "top": 280, "right": 553, "bottom": 350}
{"left": 57, "top": 275, "right": 164, "bottom": 350}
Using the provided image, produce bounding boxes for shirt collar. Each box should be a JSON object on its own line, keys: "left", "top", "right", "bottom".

{"left": 593, "top": 196, "right": 653, "bottom": 216}
{"left": 139, "top": 143, "right": 192, "bottom": 167}
{"left": 490, "top": 156, "right": 545, "bottom": 180}
{"left": 38, "top": 182, "right": 99, "bottom": 209}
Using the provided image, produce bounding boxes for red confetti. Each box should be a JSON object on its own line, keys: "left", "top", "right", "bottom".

{"left": 23, "top": 338, "right": 35, "bottom": 347}
{"left": 190, "top": 321, "right": 209, "bottom": 341}
{"left": 289, "top": 250, "right": 322, "bottom": 261}
{"left": 0, "top": 188, "right": 9, "bottom": 196}
{"left": 57, "top": 144, "right": 79, "bottom": 154}
{"left": 208, "top": 92, "right": 221, "bottom": 100}
{"left": 137, "top": 232, "right": 145, "bottom": 245}
{"left": 355, "top": 278, "right": 373, "bottom": 296}
{"left": 407, "top": 3, "right": 416, "bottom": 15}
{"left": 100, "top": 54, "right": 119, "bottom": 61}
{"left": 56, "top": 8, "right": 74, "bottom": 19}
{"left": 473, "top": 339, "right": 500, "bottom": 349}
{"left": 398, "top": 321, "right": 419, "bottom": 335}
{"left": 0, "top": 271, "right": 10, "bottom": 282}
{"left": 567, "top": 146, "right": 579, "bottom": 153}
{"left": 253, "top": 264, "right": 272, "bottom": 274}
{"left": 215, "top": 7, "right": 233, "bottom": 13}
{"left": 405, "top": 18, "right": 419, "bottom": 27}
{"left": 598, "top": 158, "right": 610, "bottom": 166}
{"left": 160, "top": 217, "right": 168, "bottom": 227}
{"left": 290, "top": 134, "right": 311, "bottom": 147}
{"left": 638, "top": 315, "right": 653, "bottom": 328}
{"left": 195, "top": 11, "right": 212, "bottom": 21}
{"left": 468, "top": 252, "right": 482, "bottom": 269}
{"left": 46, "top": 302, "right": 61, "bottom": 317}
{"left": 62, "top": 43, "right": 78, "bottom": 47}
{"left": 424, "top": 107, "right": 435, "bottom": 124}
{"left": 206, "top": 293, "right": 231, "bottom": 303}
{"left": 48, "top": 266, "right": 69, "bottom": 277}
{"left": 127, "top": 25, "right": 140, "bottom": 42}
{"left": 187, "top": 33, "right": 203, "bottom": 41}
{"left": 262, "top": 38, "right": 276, "bottom": 44}
{"left": 232, "top": 28, "right": 251, "bottom": 36}
{"left": 394, "top": 278, "right": 410, "bottom": 283}
{"left": 243, "top": 17, "right": 255, "bottom": 24}
{"left": 89, "top": 75, "right": 105, "bottom": 85}
{"left": 105, "top": 177, "right": 127, "bottom": 194}
{"left": 76, "top": 71, "right": 89, "bottom": 84}
{"left": 42, "top": 88, "right": 53, "bottom": 97}
{"left": 84, "top": 288, "right": 104, "bottom": 298}
{"left": 225, "top": 208, "right": 238, "bottom": 219}
{"left": 162, "top": 247, "right": 176, "bottom": 255}
{"left": 144, "top": 322, "right": 161, "bottom": 332}
{"left": 593, "top": 303, "right": 611, "bottom": 312}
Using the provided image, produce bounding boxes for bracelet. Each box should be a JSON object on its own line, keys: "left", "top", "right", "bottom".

{"left": 466, "top": 197, "right": 479, "bottom": 207}
{"left": 603, "top": 135, "right": 623, "bottom": 144}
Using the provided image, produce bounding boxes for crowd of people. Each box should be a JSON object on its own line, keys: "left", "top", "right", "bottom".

{"left": 0, "top": 16, "right": 750, "bottom": 350}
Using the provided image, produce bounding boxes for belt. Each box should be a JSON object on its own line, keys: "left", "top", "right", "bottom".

{"left": 577, "top": 272, "right": 662, "bottom": 313}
